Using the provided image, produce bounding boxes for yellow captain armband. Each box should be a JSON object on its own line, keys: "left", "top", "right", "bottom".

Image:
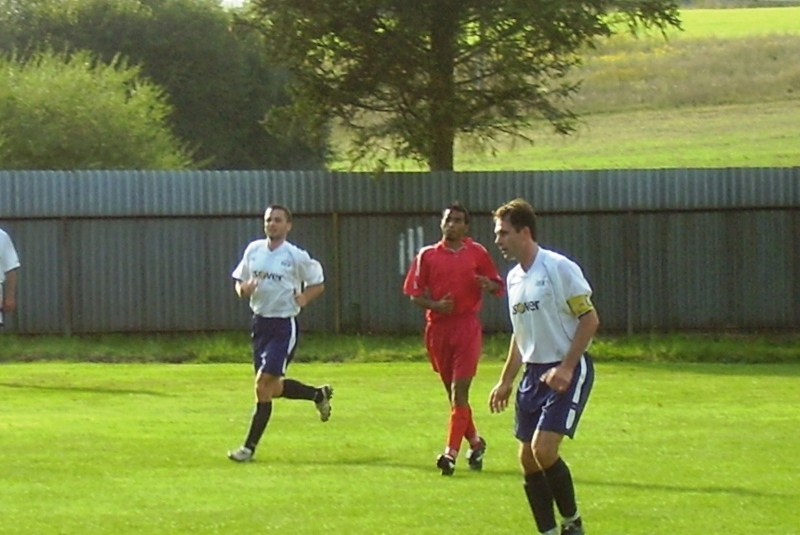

{"left": 567, "top": 294, "right": 594, "bottom": 317}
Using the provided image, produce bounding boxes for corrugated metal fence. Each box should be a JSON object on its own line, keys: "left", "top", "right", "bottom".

{"left": 1, "top": 168, "right": 798, "bottom": 334}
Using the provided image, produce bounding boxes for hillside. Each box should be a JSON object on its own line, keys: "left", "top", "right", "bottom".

{"left": 332, "top": 7, "right": 800, "bottom": 171}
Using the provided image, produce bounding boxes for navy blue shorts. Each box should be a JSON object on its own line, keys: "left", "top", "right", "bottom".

{"left": 250, "top": 315, "right": 298, "bottom": 376}
{"left": 514, "top": 354, "right": 594, "bottom": 442}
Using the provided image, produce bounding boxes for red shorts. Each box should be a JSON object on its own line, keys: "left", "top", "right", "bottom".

{"left": 424, "top": 315, "right": 482, "bottom": 382}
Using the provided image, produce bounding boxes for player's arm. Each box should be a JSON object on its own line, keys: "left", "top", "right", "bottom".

{"left": 234, "top": 278, "right": 258, "bottom": 298}
{"left": 541, "top": 295, "right": 599, "bottom": 392}
{"left": 475, "top": 250, "right": 504, "bottom": 296}
{"left": 562, "top": 306, "right": 599, "bottom": 371}
{"left": 2, "top": 268, "right": 18, "bottom": 312}
{"left": 403, "top": 252, "right": 452, "bottom": 313}
{"left": 295, "top": 282, "right": 325, "bottom": 308}
{"left": 489, "top": 334, "right": 524, "bottom": 413}
{"left": 409, "top": 290, "right": 453, "bottom": 314}
{"left": 295, "top": 257, "right": 325, "bottom": 308}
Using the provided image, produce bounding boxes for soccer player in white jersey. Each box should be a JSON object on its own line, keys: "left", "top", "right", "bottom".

{"left": 227, "top": 204, "right": 333, "bottom": 462}
{"left": 0, "top": 227, "right": 21, "bottom": 327}
{"left": 489, "top": 198, "right": 599, "bottom": 535}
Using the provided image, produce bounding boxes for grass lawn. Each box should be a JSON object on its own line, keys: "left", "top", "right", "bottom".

{"left": 454, "top": 100, "right": 800, "bottom": 171}
{"left": 674, "top": 7, "right": 800, "bottom": 39}
{"left": 1, "top": 361, "right": 797, "bottom": 534}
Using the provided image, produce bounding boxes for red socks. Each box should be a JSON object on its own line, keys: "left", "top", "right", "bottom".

{"left": 446, "top": 405, "right": 474, "bottom": 457}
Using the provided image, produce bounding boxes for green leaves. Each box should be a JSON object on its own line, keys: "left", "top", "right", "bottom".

{"left": 0, "top": 50, "right": 193, "bottom": 169}
{"left": 246, "top": 0, "right": 681, "bottom": 171}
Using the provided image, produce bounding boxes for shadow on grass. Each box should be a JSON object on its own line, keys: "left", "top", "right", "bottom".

{"left": 579, "top": 477, "right": 793, "bottom": 498}
{"left": 0, "top": 381, "right": 170, "bottom": 396}
{"left": 232, "top": 456, "right": 795, "bottom": 498}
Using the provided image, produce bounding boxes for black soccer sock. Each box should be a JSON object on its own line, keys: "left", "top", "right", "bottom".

{"left": 524, "top": 471, "right": 557, "bottom": 533}
{"left": 545, "top": 457, "right": 578, "bottom": 520}
{"left": 281, "top": 378, "right": 317, "bottom": 401}
{"left": 244, "top": 401, "right": 273, "bottom": 451}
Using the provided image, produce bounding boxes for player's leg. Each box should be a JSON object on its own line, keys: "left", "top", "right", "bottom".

{"left": 272, "top": 317, "right": 333, "bottom": 420}
{"left": 425, "top": 322, "right": 457, "bottom": 475}
{"left": 444, "top": 316, "right": 485, "bottom": 470}
{"left": 453, "top": 316, "right": 486, "bottom": 470}
{"left": 280, "top": 378, "right": 334, "bottom": 421}
{"left": 516, "top": 363, "right": 559, "bottom": 534}
{"left": 445, "top": 375, "right": 472, "bottom": 461}
{"left": 228, "top": 317, "right": 287, "bottom": 462}
{"left": 520, "top": 440, "right": 558, "bottom": 535}
{"left": 535, "top": 354, "right": 595, "bottom": 534}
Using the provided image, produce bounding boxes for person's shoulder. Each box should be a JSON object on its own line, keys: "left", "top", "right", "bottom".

{"left": 283, "top": 241, "right": 315, "bottom": 260}
{"left": 540, "top": 247, "right": 577, "bottom": 267}
{"left": 417, "top": 242, "right": 440, "bottom": 259}
{"left": 540, "top": 247, "right": 586, "bottom": 279}
{"left": 464, "top": 237, "right": 491, "bottom": 254}
{"left": 243, "top": 238, "right": 267, "bottom": 253}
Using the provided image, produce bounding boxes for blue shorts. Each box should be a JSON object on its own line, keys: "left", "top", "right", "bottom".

{"left": 514, "top": 354, "right": 594, "bottom": 442}
{"left": 251, "top": 315, "right": 298, "bottom": 376}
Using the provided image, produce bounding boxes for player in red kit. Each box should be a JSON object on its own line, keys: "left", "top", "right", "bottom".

{"left": 403, "top": 202, "right": 504, "bottom": 475}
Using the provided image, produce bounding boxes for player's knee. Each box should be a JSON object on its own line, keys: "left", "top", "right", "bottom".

{"left": 518, "top": 442, "right": 537, "bottom": 471}
{"left": 531, "top": 444, "right": 559, "bottom": 470}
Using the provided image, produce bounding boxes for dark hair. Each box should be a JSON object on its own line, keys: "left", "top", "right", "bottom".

{"left": 266, "top": 203, "right": 292, "bottom": 222}
{"left": 493, "top": 198, "right": 537, "bottom": 240}
{"left": 443, "top": 201, "right": 469, "bottom": 224}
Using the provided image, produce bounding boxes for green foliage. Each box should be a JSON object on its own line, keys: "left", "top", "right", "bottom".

{"left": 245, "top": 0, "right": 681, "bottom": 171}
{"left": 331, "top": 7, "right": 800, "bottom": 171}
{"left": 0, "top": 0, "right": 328, "bottom": 169}
{"left": 0, "top": 50, "right": 193, "bottom": 169}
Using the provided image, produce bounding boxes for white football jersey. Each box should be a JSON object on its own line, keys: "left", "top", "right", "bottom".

{"left": 507, "top": 247, "right": 593, "bottom": 364}
{"left": 0, "top": 229, "right": 20, "bottom": 284}
{"left": 231, "top": 239, "right": 324, "bottom": 318}
{"left": 0, "top": 228, "right": 21, "bottom": 325}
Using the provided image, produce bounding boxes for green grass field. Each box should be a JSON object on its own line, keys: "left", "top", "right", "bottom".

{"left": 674, "top": 7, "right": 800, "bottom": 38}
{"left": 1, "top": 361, "right": 798, "bottom": 534}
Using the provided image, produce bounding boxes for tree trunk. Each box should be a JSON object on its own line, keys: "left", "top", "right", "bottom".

{"left": 428, "top": 2, "right": 457, "bottom": 171}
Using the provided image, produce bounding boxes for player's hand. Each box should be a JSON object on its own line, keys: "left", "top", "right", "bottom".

{"left": 240, "top": 278, "right": 259, "bottom": 297}
{"left": 433, "top": 293, "right": 454, "bottom": 314}
{"left": 489, "top": 382, "right": 512, "bottom": 413}
{"left": 475, "top": 275, "right": 496, "bottom": 293}
{"left": 294, "top": 292, "right": 309, "bottom": 308}
{"left": 540, "top": 365, "right": 573, "bottom": 393}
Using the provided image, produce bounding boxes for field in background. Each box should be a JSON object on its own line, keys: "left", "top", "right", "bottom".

{"left": 673, "top": 6, "right": 800, "bottom": 38}
{"left": 1, "top": 361, "right": 798, "bottom": 534}
{"left": 331, "top": 6, "right": 800, "bottom": 171}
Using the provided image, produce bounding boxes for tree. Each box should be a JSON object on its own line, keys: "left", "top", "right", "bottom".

{"left": 245, "top": 0, "right": 681, "bottom": 171}
{"left": 0, "top": 50, "right": 193, "bottom": 169}
{"left": 0, "top": 0, "right": 328, "bottom": 169}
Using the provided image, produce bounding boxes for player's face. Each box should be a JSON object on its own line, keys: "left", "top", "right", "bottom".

{"left": 493, "top": 216, "right": 524, "bottom": 260}
{"left": 440, "top": 209, "right": 467, "bottom": 242}
{"left": 263, "top": 208, "right": 292, "bottom": 241}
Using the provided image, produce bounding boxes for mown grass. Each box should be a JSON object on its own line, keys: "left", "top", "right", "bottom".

{"left": 1, "top": 330, "right": 798, "bottom": 364}
{"left": 673, "top": 6, "right": 800, "bottom": 38}
{"left": 1, "top": 361, "right": 798, "bottom": 534}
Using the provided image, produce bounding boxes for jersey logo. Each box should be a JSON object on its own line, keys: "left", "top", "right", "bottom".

{"left": 253, "top": 270, "right": 284, "bottom": 282}
{"left": 512, "top": 300, "right": 540, "bottom": 315}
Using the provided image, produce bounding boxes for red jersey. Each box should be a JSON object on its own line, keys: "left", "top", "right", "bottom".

{"left": 403, "top": 237, "right": 504, "bottom": 323}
